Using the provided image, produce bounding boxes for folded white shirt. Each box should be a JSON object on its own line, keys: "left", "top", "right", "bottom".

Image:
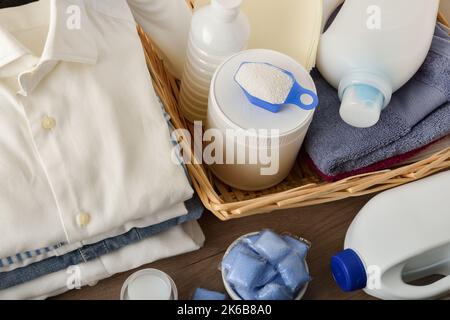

{"left": 0, "top": 0, "right": 193, "bottom": 258}
{"left": 0, "top": 202, "right": 187, "bottom": 273}
{"left": 0, "top": 220, "right": 205, "bottom": 300}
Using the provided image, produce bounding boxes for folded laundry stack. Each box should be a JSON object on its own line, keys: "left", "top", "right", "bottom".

{"left": 305, "top": 23, "right": 450, "bottom": 181}
{"left": 0, "top": 0, "right": 204, "bottom": 299}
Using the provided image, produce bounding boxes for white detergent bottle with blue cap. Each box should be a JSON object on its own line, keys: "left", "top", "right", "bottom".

{"left": 331, "top": 171, "right": 450, "bottom": 300}
{"left": 317, "top": 0, "right": 440, "bottom": 128}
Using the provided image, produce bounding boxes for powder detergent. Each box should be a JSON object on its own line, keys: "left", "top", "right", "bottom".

{"left": 235, "top": 63, "right": 294, "bottom": 104}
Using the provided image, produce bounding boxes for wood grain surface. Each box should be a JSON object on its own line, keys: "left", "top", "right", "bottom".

{"left": 53, "top": 195, "right": 378, "bottom": 300}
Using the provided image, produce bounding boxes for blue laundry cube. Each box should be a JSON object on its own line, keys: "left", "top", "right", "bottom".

{"left": 277, "top": 252, "right": 311, "bottom": 293}
{"left": 193, "top": 288, "right": 227, "bottom": 300}
{"left": 226, "top": 250, "right": 267, "bottom": 289}
{"left": 256, "top": 263, "right": 278, "bottom": 287}
{"left": 252, "top": 230, "right": 291, "bottom": 264}
{"left": 222, "top": 243, "right": 258, "bottom": 272}
{"left": 283, "top": 235, "right": 309, "bottom": 259}
{"left": 257, "top": 283, "right": 293, "bottom": 300}
{"left": 233, "top": 285, "right": 258, "bottom": 300}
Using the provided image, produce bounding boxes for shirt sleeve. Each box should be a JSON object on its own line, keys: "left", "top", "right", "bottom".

{"left": 127, "top": 0, "right": 192, "bottom": 78}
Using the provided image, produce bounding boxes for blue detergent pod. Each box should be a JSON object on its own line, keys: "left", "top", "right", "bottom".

{"left": 256, "top": 283, "right": 293, "bottom": 301}
{"left": 252, "top": 230, "right": 291, "bottom": 264}
{"left": 256, "top": 263, "right": 279, "bottom": 287}
{"left": 226, "top": 250, "right": 267, "bottom": 289}
{"left": 242, "top": 234, "right": 260, "bottom": 251}
{"left": 234, "top": 62, "right": 319, "bottom": 113}
{"left": 233, "top": 285, "right": 258, "bottom": 300}
{"left": 221, "top": 242, "right": 258, "bottom": 272}
{"left": 283, "top": 235, "right": 310, "bottom": 259}
{"left": 277, "top": 252, "right": 311, "bottom": 293}
{"left": 192, "top": 288, "right": 227, "bottom": 300}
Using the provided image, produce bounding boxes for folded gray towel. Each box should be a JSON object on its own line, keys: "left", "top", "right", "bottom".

{"left": 305, "top": 24, "right": 450, "bottom": 176}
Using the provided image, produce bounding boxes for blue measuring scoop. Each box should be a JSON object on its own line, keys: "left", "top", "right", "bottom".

{"left": 234, "top": 62, "right": 319, "bottom": 113}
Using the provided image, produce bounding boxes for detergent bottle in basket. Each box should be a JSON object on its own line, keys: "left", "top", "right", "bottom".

{"left": 179, "top": 0, "right": 250, "bottom": 122}
{"left": 331, "top": 171, "right": 450, "bottom": 300}
{"left": 317, "top": 0, "right": 440, "bottom": 128}
{"left": 129, "top": 0, "right": 193, "bottom": 79}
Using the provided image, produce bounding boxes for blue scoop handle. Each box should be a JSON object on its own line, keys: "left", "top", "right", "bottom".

{"left": 285, "top": 81, "right": 319, "bottom": 111}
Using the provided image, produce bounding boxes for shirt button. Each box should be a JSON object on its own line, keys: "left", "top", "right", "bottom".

{"left": 41, "top": 116, "right": 56, "bottom": 130}
{"left": 76, "top": 212, "right": 91, "bottom": 228}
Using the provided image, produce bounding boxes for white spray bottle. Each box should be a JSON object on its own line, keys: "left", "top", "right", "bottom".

{"left": 317, "top": 0, "right": 440, "bottom": 128}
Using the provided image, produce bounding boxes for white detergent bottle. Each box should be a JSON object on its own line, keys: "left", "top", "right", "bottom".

{"left": 322, "top": 0, "right": 344, "bottom": 31}
{"left": 331, "top": 171, "right": 450, "bottom": 300}
{"left": 179, "top": 0, "right": 250, "bottom": 122}
{"left": 317, "top": 0, "right": 440, "bottom": 128}
{"left": 128, "top": 0, "right": 193, "bottom": 79}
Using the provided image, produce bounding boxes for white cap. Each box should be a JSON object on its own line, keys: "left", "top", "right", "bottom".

{"left": 211, "top": 0, "right": 243, "bottom": 20}
{"left": 120, "top": 269, "right": 178, "bottom": 300}
{"left": 339, "top": 84, "right": 385, "bottom": 128}
{"left": 212, "top": 0, "right": 243, "bottom": 10}
{"left": 338, "top": 71, "right": 392, "bottom": 128}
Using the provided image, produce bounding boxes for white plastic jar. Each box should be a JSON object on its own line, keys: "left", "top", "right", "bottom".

{"left": 207, "top": 49, "right": 316, "bottom": 191}
{"left": 120, "top": 269, "right": 178, "bottom": 300}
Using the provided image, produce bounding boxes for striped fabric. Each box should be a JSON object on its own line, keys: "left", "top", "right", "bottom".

{"left": 0, "top": 244, "right": 64, "bottom": 270}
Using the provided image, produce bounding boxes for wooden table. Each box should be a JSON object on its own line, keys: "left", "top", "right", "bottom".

{"left": 54, "top": 195, "right": 377, "bottom": 300}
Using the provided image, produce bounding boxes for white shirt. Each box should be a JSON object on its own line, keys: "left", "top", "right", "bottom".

{"left": 0, "top": 220, "right": 205, "bottom": 300}
{"left": 0, "top": 202, "right": 187, "bottom": 272}
{"left": 0, "top": 0, "right": 193, "bottom": 258}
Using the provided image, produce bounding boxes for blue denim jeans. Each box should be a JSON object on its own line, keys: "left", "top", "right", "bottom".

{"left": 0, "top": 195, "right": 203, "bottom": 290}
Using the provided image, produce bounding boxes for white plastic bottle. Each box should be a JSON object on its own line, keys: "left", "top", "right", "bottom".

{"left": 179, "top": 0, "right": 250, "bottom": 122}
{"left": 128, "top": 0, "right": 193, "bottom": 79}
{"left": 322, "top": 0, "right": 344, "bottom": 31}
{"left": 317, "top": 0, "right": 440, "bottom": 128}
{"left": 331, "top": 171, "right": 450, "bottom": 300}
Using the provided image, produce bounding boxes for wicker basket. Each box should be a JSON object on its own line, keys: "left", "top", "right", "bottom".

{"left": 138, "top": 5, "right": 450, "bottom": 221}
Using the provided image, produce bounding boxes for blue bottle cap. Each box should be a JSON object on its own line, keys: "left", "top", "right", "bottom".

{"left": 331, "top": 249, "right": 367, "bottom": 292}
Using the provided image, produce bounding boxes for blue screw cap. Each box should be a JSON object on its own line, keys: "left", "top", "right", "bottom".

{"left": 331, "top": 249, "right": 367, "bottom": 292}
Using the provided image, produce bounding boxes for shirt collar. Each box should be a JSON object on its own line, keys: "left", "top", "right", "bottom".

{"left": 0, "top": 0, "right": 98, "bottom": 70}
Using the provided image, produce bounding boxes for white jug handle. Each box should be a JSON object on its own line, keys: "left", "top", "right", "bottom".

{"left": 385, "top": 275, "right": 450, "bottom": 300}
